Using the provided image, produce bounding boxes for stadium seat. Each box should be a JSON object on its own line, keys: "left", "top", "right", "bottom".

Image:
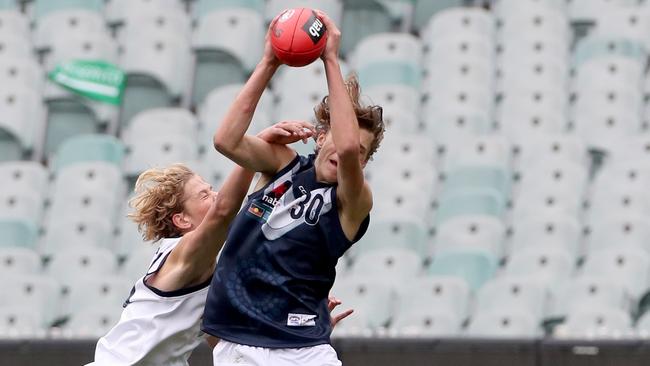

{"left": 32, "top": 0, "right": 104, "bottom": 19}
{"left": 106, "top": 0, "right": 185, "bottom": 26}
{"left": 51, "top": 134, "right": 125, "bottom": 172}
{"left": 198, "top": 84, "right": 272, "bottom": 148}
{"left": 421, "top": 106, "right": 491, "bottom": 148}
{"left": 557, "top": 307, "right": 634, "bottom": 339}
{"left": 581, "top": 246, "right": 650, "bottom": 299}
{"left": 0, "top": 161, "right": 48, "bottom": 193}
{"left": 498, "top": 4, "right": 570, "bottom": 42}
{"left": 587, "top": 215, "right": 650, "bottom": 255}
{"left": 517, "top": 159, "right": 588, "bottom": 200}
{"left": 573, "top": 35, "right": 646, "bottom": 67}
{"left": 43, "top": 101, "right": 103, "bottom": 159}
{"left": 265, "top": 0, "right": 342, "bottom": 23}
{"left": 428, "top": 248, "right": 497, "bottom": 291}
{"left": 340, "top": 1, "right": 398, "bottom": 57}
{"left": 424, "top": 84, "right": 494, "bottom": 124}
{"left": 370, "top": 133, "right": 436, "bottom": 166}
{"left": 398, "top": 276, "right": 472, "bottom": 318}
{"left": 376, "top": 106, "right": 420, "bottom": 135}
{"left": 353, "top": 215, "right": 427, "bottom": 257}
{"left": 0, "top": 219, "right": 38, "bottom": 249}
{"left": 192, "top": 8, "right": 263, "bottom": 105}
{"left": 0, "top": 187, "right": 45, "bottom": 225}
{"left": 371, "top": 188, "right": 431, "bottom": 226}
{"left": 422, "top": 7, "right": 495, "bottom": 40}
{"left": 442, "top": 166, "right": 510, "bottom": 200}
{"left": 120, "top": 243, "right": 158, "bottom": 283}
{"left": 477, "top": 277, "right": 550, "bottom": 319}
{"left": 63, "top": 306, "right": 123, "bottom": 338}
{"left": 509, "top": 213, "right": 581, "bottom": 257}
{"left": 466, "top": 308, "right": 542, "bottom": 338}
{"left": 515, "top": 135, "right": 588, "bottom": 171}
{"left": 426, "top": 34, "right": 495, "bottom": 71}
{"left": 123, "top": 135, "right": 199, "bottom": 178}
{"left": 118, "top": 28, "right": 192, "bottom": 129}
{"left": 59, "top": 275, "right": 131, "bottom": 319}
{"left": 443, "top": 135, "right": 511, "bottom": 173}
{"left": 41, "top": 216, "right": 115, "bottom": 257}
{"left": 511, "top": 185, "right": 584, "bottom": 219}
{"left": 567, "top": 0, "right": 638, "bottom": 24}
{"left": 413, "top": 0, "right": 465, "bottom": 32}
{"left": 504, "top": 246, "right": 574, "bottom": 283}
{"left": 0, "top": 306, "right": 46, "bottom": 337}
{"left": 0, "top": 83, "right": 45, "bottom": 161}
{"left": 0, "top": 33, "right": 33, "bottom": 59}
{"left": 46, "top": 247, "right": 117, "bottom": 284}
{"left": 436, "top": 188, "right": 506, "bottom": 224}
{"left": 587, "top": 184, "right": 650, "bottom": 221}
{"left": 368, "top": 158, "right": 436, "bottom": 193}
{"left": 497, "top": 90, "right": 568, "bottom": 141}
{"left": 353, "top": 33, "right": 422, "bottom": 90}
{"left": 0, "top": 10, "right": 30, "bottom": 47}
{"left": 435, "top": 216, "right": 506, "bottom": 258}
{"left": 126, "top": 108, "right": 198, "bottom": 143}
{"left": 592, "top": 7, "right": 650, "bottom": 52}
{"left": 0, "top": 0, "right": 16, "bottom": 9}
{"left": 0, "top": 275, "right": 61, "bottom": 326}
{"left": 193, "top": 152, "right": 238, "bottom": 191}
{"left": 0, "top": 56, "right": 44, "bottom": 94}
{"left": 350, "top": 247, "right": 423, "bottom": 282}
{"left": 498, "top": 32, "right": 569, "bottom": 65}
{"left": 498, "top": 55, "right": 569, "bottom": 95}
{"left": 0, "top": 247, "right": 40, "bottom": 275}
{"left": 117, "top": 5, "right": 191, "bottom": 43}
{"left": 330, "top": 276, "right": 398, "bottom": 336}
{"left": 195, "top": 0, "right": 265, "bottom": 17}
{"left": 34, "top": 9, "right": 106, "bottom": 51}
{"left": 553, "top": 277, "right": 630, "bottom": 318}
{"left": 51, "top": 161, "right": 126, "bottom": 204}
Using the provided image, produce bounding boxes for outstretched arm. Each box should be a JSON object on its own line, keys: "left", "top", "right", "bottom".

{"left": 167, "top": 122, "right": 313, "bottom": 286}
{"left": 213, "top": 19, "right": 306, "bottom": 175}
{"left": 318, "top": 11, "right": 372, "bottom": 221}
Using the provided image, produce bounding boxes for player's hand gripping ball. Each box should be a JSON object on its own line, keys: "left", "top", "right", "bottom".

{"left": 270, "top": 8, "right": 328, "bottom": 67}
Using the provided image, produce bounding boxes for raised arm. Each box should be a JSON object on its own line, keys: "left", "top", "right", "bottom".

{"left": 318, "top": 12, "right": 372, "bottom": 220}
{"left": 213, "top": 20, "right": 302, "bottom": 175}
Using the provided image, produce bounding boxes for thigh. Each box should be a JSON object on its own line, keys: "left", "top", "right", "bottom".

{"left": 212, "top": 340, "right": 268, "bottom": 366}
{"left": 272, "top": 344, "right": 342, "bottom": 366}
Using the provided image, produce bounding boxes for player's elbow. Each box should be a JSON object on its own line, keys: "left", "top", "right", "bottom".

{"left": 213, "top": 130, "right": 235, "bottom": 155}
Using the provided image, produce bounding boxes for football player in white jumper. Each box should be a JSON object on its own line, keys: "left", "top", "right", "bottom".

{"left": 87, "top": 122, "right": 352, "bottom": 366}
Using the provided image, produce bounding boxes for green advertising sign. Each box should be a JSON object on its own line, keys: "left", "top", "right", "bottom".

{"left": 48, "top": 60, "right": 126, "bottom": 105}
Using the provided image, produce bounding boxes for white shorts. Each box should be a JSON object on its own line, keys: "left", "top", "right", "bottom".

{"left": 212, "top": 340, "right": 342, "bottom": 366}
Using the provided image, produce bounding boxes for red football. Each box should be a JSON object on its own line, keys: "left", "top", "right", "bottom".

{"left": 270, "top": 8, "right": 328, "bottom": 67}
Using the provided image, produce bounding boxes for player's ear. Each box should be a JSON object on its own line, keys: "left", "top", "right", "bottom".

{"left": 316, "top": 131, "right": 327, "bottom": 148}
{"left": 172, "top": 212, "right": 191, "bottom": 231}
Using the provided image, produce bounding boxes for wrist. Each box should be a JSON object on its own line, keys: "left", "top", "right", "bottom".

{"left": 258, "top": 57, "right": 281, "bottom": 71}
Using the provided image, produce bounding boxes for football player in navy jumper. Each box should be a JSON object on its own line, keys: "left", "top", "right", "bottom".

{"left": 203, "top": 11, "right": 385, "bottom": 366}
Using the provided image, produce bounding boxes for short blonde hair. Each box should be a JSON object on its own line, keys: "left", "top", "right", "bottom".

{"left": 128, "top": 164, "right": 195, "bottom": 242}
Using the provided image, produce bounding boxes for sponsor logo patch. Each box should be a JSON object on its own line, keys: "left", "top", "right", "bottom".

{"left": 287, "top": 313, "right": 317, "bottom": 326}
{"left": 302, "top": 12, "right": 326, "bottom": 45}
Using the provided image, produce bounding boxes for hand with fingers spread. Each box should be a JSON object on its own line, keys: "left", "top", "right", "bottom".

{"left": 257, "top": 121, "right": 316, "bottom": 145}
{"left": 314, "top": 10, "right": 341, "bottom": 62}
{"left": 328, "top": 295, "right": 354, "bottom": 328}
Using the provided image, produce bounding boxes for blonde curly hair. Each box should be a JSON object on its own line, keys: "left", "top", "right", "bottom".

{"left": 128, "top": 164, "right": 195, "bottom": 242}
